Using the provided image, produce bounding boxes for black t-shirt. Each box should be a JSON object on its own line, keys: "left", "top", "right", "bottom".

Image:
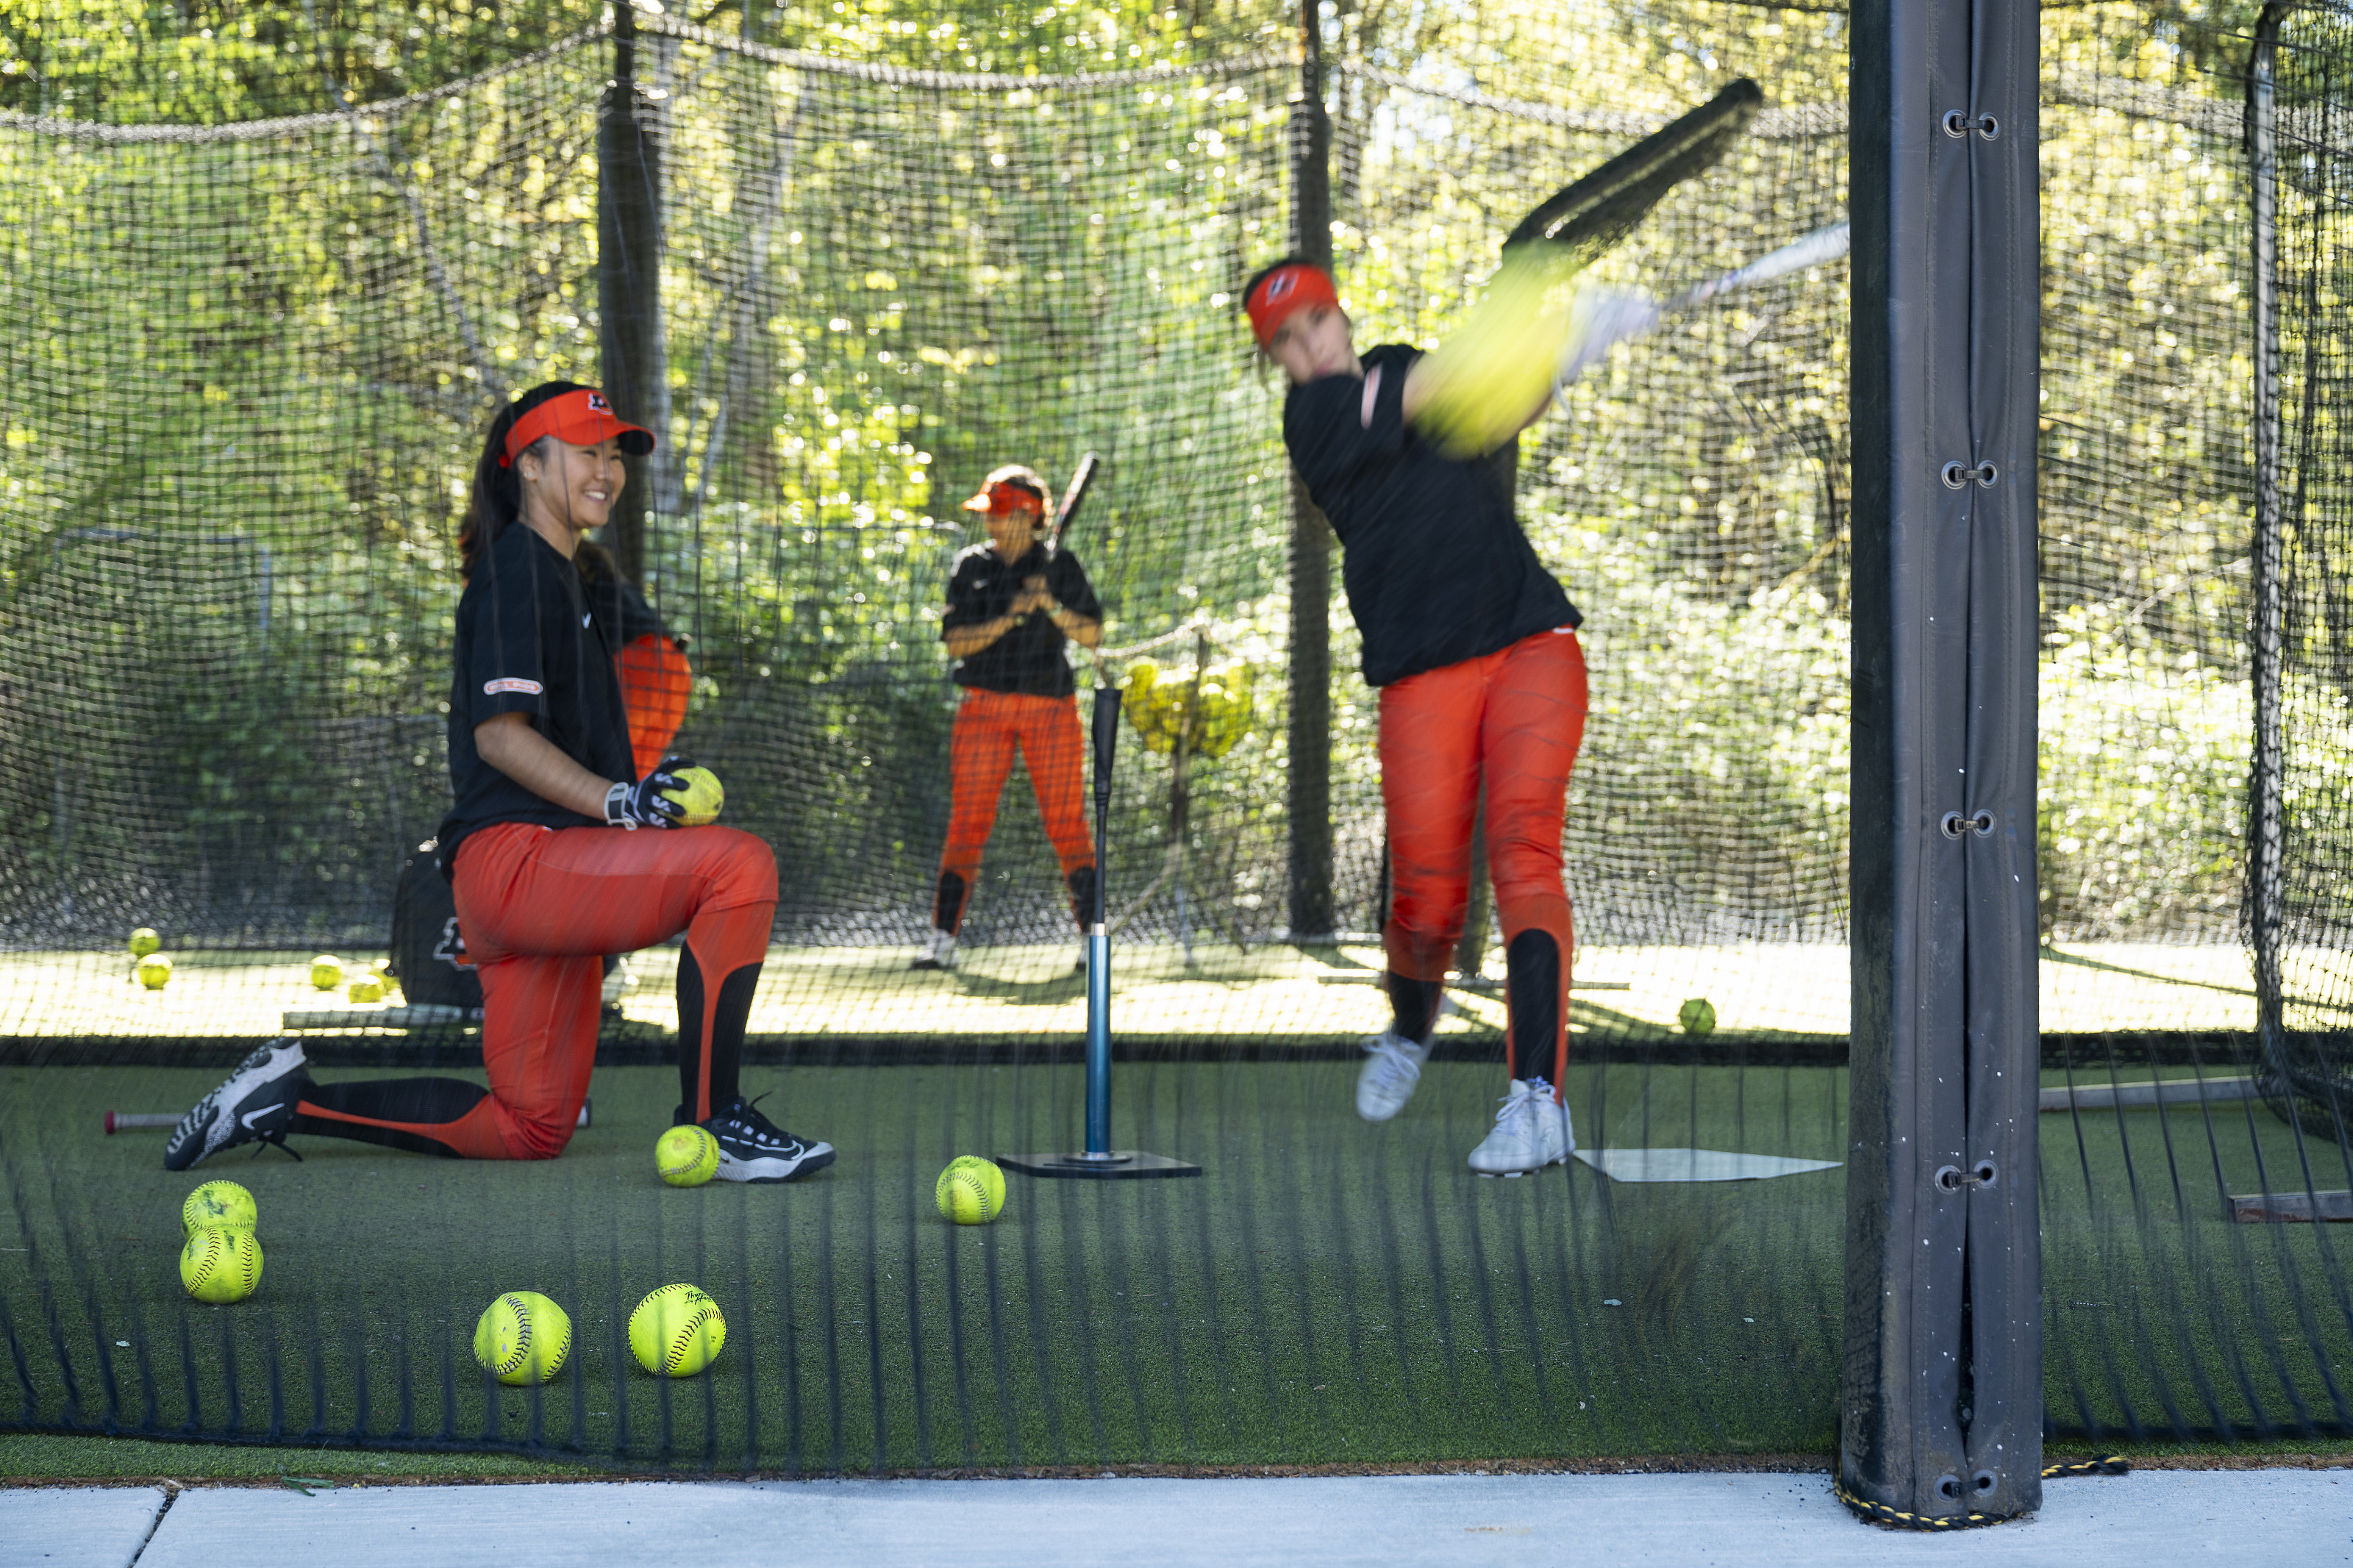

{"left": 1283, "top": 342, "right": 1579, "bottom": 687}
{"left": 437, "top": 524, "right": 636, "bottom": 877}
{"left": 580, "top": 565, "right": 679, "bottom": 653}
{"left": 941, "top": 541, "right": 1103, "bottom": 698}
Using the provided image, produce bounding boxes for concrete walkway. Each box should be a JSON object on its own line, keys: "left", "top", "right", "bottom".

{"left": 3, "top": 1469, "right": 2347, "bottom": 1568}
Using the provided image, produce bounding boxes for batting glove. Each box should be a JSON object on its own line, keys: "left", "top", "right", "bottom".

{"left": 604, "top": 756, "right": 698, "bottom": 831}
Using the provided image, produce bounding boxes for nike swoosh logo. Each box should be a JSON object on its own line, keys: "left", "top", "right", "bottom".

{"left": 240, "top": 1108, "right": 275, "bottom": 1130}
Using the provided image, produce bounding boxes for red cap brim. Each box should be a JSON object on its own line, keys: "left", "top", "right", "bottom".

{"left": 501, "top": 389, "right": 656, "bottom": 468}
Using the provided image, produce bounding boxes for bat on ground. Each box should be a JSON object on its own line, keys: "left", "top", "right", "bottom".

{"left": 105, "top": 1100, "right": 591, "bottom": 1134}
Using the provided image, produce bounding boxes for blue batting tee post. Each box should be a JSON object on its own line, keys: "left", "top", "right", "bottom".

{"left": 1085, "top": 684, "right": 1118, "bottom": 1155}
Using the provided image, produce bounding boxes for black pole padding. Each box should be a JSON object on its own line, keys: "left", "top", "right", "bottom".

{"left": 1845, "top": 0, "right": 2041, "bottom": 1526}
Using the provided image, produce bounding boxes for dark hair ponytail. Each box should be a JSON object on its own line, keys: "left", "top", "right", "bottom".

{"left": 458, "top": 380, "right": 588, "bottom": 579}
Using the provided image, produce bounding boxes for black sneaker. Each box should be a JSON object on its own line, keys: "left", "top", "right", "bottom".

{"left": 165, "top": 1040, "right": 310, "bottom": 1171}
{"left": 681, "top": 1094, "right": 834, "bottom": 1183}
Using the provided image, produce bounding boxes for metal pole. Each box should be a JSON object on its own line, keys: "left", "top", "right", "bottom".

{"left": 1285, "top": 0, "right": 1334, "bottom": 940}
{"left": 599, "top": 2, "right": 665, "bottom": 582}
{"left": 2248, "top": 6, "right": 2288, "bottom": 1082}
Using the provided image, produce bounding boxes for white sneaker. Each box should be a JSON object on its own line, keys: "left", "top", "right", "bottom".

{"left": 1467, "top": 1078, "right": 1574, "bottom": 1177}
{"left": 911, "top": 928, "right": 956, "bottom": 971}
{"left": 1356, "top": 1031, "right": 1432, "bottom": 1122}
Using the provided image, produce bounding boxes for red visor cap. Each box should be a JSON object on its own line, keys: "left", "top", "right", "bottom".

{"left": 961, "top": 470, "right": 1048, "bottom": 516}
{"left": 1245, "top": 263, "right": 1340, "bottom": 348}
{"left": 501, "top": 389, "right": 657, "bottom": 468}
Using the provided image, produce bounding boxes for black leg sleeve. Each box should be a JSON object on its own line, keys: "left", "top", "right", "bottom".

{"left": 1506, "top": 929, "right": 1563, "bottom": 1084}
{"left": 288, "top": 1078, "right": 491, "bottom": 1159}
{"left": 676, "top": 945, "right": 760, "bottom": 1118}
{"left": 1388, "top": 973, "right": 1443, "bottom": 1044}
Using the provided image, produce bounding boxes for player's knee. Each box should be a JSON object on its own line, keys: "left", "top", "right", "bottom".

{"left": 504, "top": 1107, "right": 577, "bottom": 1161}
{"left": 706, "top": 826, "right": 779, "bottom": 903}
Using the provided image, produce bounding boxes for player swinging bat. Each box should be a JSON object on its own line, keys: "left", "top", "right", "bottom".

{"left": 1238, "top": 79, "right": 1762, "bottom": 1177}
{"left": 914, "top": 456, "right": 1106, "bottom": 974}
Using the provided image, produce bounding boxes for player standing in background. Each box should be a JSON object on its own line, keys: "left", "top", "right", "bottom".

{"left": 915, "top": 464, "right": 1104, "bottom": 973}
{"left": 168, "top": 381, "right": 832, "bottom": 1181}
{"left": 1244, "top": 259, "right": 1588, "bottom": 1177}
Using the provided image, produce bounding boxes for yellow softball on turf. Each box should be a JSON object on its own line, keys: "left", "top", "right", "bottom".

{"left": 309, "top": 954, "right": 342, "bottom": 991}
{"left": 347, "top": 972, "right": 385, "bottom": 1003}
{"left": 179, "top": 1228, "right": 262, "bottom": 1304}
{"left": 655, "top": 1125, "right": 721, "bottom": 1187}
{"left": 473, "top": 1291, "right": 572, "bottom": 1386}
{"left": 128, "top": 927, "right": 161, "bottom": 959}
{"left": 629, "top": 1284, "right": 726, "bottom": 1377}
{"left": 181, "top": 1179, "right": 257, "bottom": 1236}
{"left": 660, "top": 766, "right": 724, "bottom": 828}
{"left": 935, "top": 1155, "right": 1007, "bottom": 1225}
{"left": 135, "top": 954, "right": 172, "bottom": 990}
{"left": 1679, "top": 997, "right": 1717, "bottom": 1037}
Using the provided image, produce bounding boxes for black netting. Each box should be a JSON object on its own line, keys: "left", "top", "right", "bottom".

{"left": 0, "top": 0, "right": 2346, "bottom": 1473}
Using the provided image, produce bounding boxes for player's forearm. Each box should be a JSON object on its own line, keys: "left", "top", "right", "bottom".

{"left": 943, "top": 617, "right": 1016, "bottom": 658}
{"left": 475, "top": 714, "right": 614, "bottom": 818}
{"left": 1399, "top": 358, "right": 1432, "bottom": 423}
{"left": 1052, "top": 609, "right": 1101, "bottom": 648}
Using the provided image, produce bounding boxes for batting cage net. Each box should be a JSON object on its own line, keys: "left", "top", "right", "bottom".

{"left": 0, "top": 0, "right": 2346, "bottom": 1469}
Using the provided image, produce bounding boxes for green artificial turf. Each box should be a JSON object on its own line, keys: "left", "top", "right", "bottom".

{"left": 1, "top": 1056, "right": 2344, "bottom": 1472}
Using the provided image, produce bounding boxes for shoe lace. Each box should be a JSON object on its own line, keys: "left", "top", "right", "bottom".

{"left": 1493, "top": 1084, "right": 1538, "bottom": 1131}
{"left": 724, "top": 1093, "right": 794, "bottom": 1145}
{"left": 1363, "top": 1034, "right": 1422, "bottom": 1090}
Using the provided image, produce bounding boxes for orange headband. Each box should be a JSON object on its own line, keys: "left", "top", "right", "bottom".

{"left": 1245, "top": 263, "right": 1339, "bottom": 348}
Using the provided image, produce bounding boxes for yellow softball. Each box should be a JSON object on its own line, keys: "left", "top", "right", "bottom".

{"left": 655, "top": 1125, "right": 721, "bottom": 1187}
{"left": 179, "top": 1228, "right": 263, "bottom": 1304}
{"left": 935, "top": 1155, "right": 1007, "bottom": 1225}
{"left": 181, "top": 1179, "right": 257, "bottom": 1236}
{"left": 628, "top": 1284, "right": 726, "bottom": 1378}
{"left": 472, "top": 1291, "right": 572, "bottom": 1386}
{"left": 660, "top": 766, "right": 724, "bottom": 828}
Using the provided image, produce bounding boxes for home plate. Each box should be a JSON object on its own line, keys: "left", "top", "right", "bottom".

{"left": 1573, "top": 1148, "right": 1842, "bottom": 1183}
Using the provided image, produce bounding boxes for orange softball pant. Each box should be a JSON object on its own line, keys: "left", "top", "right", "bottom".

{"left": 1380, "top": 627, "right": 1588, "bottom": 1091}
{"left": 290, "top": 820, "right": 777, "bottom": 1160}
{"left": 931, "top": 687, "right": 1095, "bottom": 934}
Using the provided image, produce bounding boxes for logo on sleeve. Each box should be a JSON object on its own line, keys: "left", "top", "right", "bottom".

{"left": 485, "top": 677, "right": 543, "bottom": 696}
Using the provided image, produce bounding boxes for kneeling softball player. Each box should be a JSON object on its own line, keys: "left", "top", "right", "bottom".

{"left": 169, "top": 382, "right": 832, "bottom": 1181}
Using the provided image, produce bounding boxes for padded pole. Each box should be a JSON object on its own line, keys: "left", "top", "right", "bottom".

{"left": 1846, "top": 0, "right": 2042, "bottom": 1522}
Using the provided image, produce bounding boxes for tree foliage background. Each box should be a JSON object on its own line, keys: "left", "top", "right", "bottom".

{"left": 0, "top": 0, "right": 2327, "bottom": 966}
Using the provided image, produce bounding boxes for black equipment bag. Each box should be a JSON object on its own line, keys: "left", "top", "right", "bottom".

{"left": 388, "top": 839, "right": 485, "bottom": 1013}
